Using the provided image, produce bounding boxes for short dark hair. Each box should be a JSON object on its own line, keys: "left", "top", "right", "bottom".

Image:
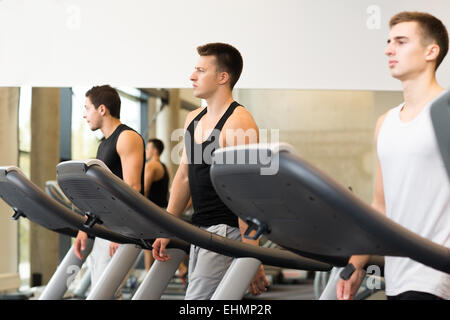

{"left": 148, "top": 138, "right": 164, "bottom": 155}
{"left": 197, "top": 42, "right": 243, "bottom": 89}
{"left": 85, "top": 85, "right": 121, "bottom": 119}
{"left": 390, "top": 11, "right": 449, "bottom": 70}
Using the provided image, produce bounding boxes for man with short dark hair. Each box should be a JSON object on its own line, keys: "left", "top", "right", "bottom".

{"left": 74, "top": 85, "right": 145, "bottom": 287}
{"left": 337, "top": 12, "right": 450, "bottom": 300}
{"left": 152, "top": 43, "right": 270, "bottom": 299}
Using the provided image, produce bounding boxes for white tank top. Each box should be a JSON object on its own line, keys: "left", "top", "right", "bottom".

{"left": 377, "top": 92, "right": 450, "bottom": 299}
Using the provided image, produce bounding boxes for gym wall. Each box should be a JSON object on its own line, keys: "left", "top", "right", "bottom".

{"left": 235, "top": 89, "right": 403, "bottom": 204}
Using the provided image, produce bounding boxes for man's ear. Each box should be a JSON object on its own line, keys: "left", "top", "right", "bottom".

{"left": 425, "top": 43, "right": 440, "bottom": 63}
{"left": 218, "top": 71, "right": 230, "bottom": 86}
{"left": 97, "top": 104, "right": 108, "bottom": 116}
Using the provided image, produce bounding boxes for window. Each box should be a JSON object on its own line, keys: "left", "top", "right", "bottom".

{"left": 71, "top": 87, "right": 101, "bottom": 160}
{"left": 18, "top": 86, "right": 32, "bottom": 288}
{"left": 117, "top": 87, "right": 141, "bottom": 133}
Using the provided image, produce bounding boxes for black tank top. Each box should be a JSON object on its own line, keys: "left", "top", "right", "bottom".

{"left": 147, "top": 161, "right": 169, "bottom": 208}
{"left": 186, "top": 101, "right": 241, "bottom": 228}
{"left": 96, "top": 124, "right": 145, "bottom": 195}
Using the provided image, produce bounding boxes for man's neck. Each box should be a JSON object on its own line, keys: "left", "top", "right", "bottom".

{"left": 100, "top": 117, "right": 122, "bottom": 139}
{"left": 205, "top": 89, "right": 235, "bottom": 117}
{"left": 401, "top": 70, "right": 444, "bottom": 112}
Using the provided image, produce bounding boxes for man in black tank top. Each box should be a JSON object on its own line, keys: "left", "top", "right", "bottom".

{"left": 152, "top": 43, "right": 270, "bottom": 299}
{"left": 144, "top": 138, "right": 169, "bottom": 207}
{"left": 143, "top": 138, "right": 169, "bottom": 271}
{"left": 73, "top": 85, "right": 145, "bottom": 286}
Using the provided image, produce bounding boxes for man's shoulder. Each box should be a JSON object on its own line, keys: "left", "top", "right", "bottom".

{"left": 225, "top": 106, "right": 257, "bottom": 130}
{"left": 146, "top": 159, "right": 163, "bottom": 170}
{"left": 232, "top": 105, "right": 250, "bottom": 116}
{"left": 116, "top": 128, "right": 144, "bottom": 154}
{"left": 118, "top": 127, "right": 143, "bottom": 142}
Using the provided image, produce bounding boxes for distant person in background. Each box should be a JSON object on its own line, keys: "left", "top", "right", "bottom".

{"left": 143, "top": 138, "right": 170, "bottom": 271}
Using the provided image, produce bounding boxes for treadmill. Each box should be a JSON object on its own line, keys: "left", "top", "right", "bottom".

{"left": 0, "top": 166, "right": 189, "bottom": 300}
{"left": 56, "top": 159, "right": 334, "bottom": 300}
{"left": 208, "top": 143, "right": 450, "bottom": 275}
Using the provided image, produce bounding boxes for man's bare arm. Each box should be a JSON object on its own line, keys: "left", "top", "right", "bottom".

{"left": 117, "top": 130, "right": 144, "bottom": 193}
{"left": 144, "top": 162, "right": 155, "bottom": 197}
{"left": 166, "top": 149, "right": 191, "bottom": 217}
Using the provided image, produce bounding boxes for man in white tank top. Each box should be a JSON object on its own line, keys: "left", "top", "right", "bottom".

{"left": 337, "top": 11, "right": 450, "bottom": 300}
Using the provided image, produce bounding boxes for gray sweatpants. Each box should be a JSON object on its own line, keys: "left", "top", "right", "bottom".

{"left": 184, "top": 224, "right": 241, "bottom": 300}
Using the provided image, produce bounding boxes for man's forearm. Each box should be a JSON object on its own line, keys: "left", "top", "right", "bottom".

{"left": 348, "top": 255, "right": 372, "bottom": 270}
{"left": 166, "top": 168, "right": 191, "bottom": 217}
